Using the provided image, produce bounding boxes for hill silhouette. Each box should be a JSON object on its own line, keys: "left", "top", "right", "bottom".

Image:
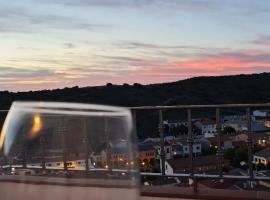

{"left": 1, "top": 72, "right": 270, "bottom": 137}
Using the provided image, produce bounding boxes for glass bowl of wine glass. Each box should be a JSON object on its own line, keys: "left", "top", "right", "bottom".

{"left": 0, "top": 101, "right": 139, "bottom": 200}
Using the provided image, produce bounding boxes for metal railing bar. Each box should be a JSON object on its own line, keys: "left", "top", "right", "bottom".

{"left": 130, "top": 103, "right": 270, "bottom": 110}
{"left": 187, "top": 109, "right": 193, "bottom": 175}
{"left": 158, "top": 110, "right": 166, "bottom": 176}
{"left": 141, "top": 172, "right": 270, "bottom": 180}
{"left": 2, "top": 103, "right": 270, "bottom": 111}
{"left": 246, "top": 108, "right": 254, "bottom": 186}
{"left": 216, "top": 108, "right": 223, "bottom": 178}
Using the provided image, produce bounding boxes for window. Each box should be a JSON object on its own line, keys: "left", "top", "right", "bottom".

{"left": 166, "top": 148, "right": 170, "bottom": 153}
{"left": 165, "top": 165, "right": 168, "bottom": 170}
{"left": 196, "top": 146, "right": 200, "bottom": 150}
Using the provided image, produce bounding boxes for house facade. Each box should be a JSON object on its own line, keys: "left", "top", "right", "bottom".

{"left": 253, "top": 148, "right": 270, "bottom": 166}
{"left": 201, "top": 120, "right": 217, "bottom": 138}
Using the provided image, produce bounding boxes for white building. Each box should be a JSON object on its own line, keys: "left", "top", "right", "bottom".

{"left": 142, "top": 139, "right": 172, "bottom": 159}
{"left": 253, "top": 110, "right": 270, "bottom": 118}
{"left": 156, "top": 141, "right": 172, "bottom": 160}
{"left": 176, "top": 140, "right": 201, "bottom": 157}
{"left": 201, "top": 120, "right": 217, "bottom": 138}
{"left": 169, "top": 138, "right": 202, "bottom": 158}
{"left": 253, "top": 148, "right": 270, "bottom": 166}
{"left": 163, "top": 120, "right": 188, "bottom": 128}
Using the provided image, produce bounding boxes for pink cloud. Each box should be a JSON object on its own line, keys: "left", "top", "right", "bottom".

{"left": 3, "top": 49, "right": 270, "bottom": 91}
{"left": 135, "top": 50, "right": 270, "bottom": 79}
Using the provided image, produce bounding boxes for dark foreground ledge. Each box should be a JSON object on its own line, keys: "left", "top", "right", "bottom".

{"left": 141, "top": 185, "right": 270, "bottom": 200}
{"left": 1, "top": 175, "right": 270, "bottom": 200}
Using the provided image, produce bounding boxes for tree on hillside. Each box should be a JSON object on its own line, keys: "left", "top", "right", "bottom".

{"left": 232, "top": 147, "right": 248, "bottom": 167}
{"left": 222, "top": 126, "right": 236, "bottom": 135}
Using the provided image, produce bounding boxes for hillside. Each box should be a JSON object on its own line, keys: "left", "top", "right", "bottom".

{"left": 1, "top": 72, "right": 270, "bottom": 137}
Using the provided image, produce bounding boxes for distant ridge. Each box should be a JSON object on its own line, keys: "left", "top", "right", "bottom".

{"left": 1, "top": 72, "right": 270, "bottom": 109}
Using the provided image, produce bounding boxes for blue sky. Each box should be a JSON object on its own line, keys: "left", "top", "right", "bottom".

{"left": 1, "top": 0, "right": 270, "bottom": 91}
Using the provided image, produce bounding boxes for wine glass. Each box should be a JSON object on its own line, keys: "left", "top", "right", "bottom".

{"left": 0, "top": 101, "right": 139, "bottom": 200}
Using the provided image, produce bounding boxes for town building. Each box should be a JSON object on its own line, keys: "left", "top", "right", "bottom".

{"left": 173, "top": 138, "right": 202, "bottom": 157}
{"left": 206, "top": 135, "right": 233, "bottom": 150}
{"left": 223, "top": 121, "right": 247, "bottom": 132}
{"left": 138, "top": 143, "right": 156, "bottom": 167}
{"left": 165, "top": 155, "right": 230, "bottom": 175}
{"left": 143, "top": 140, "right": 172, "bottom": 160}
{"left": 201, "top": 120, "right": 217, "bottom": 138}
{"left": 253, "top": 148, "right": 270, "bottom": 166}
{"left": 253, "top": 110, "right": 270, "bottom": 118}
{"left": 249, "top": 120, "right": 270, "bottom": 132}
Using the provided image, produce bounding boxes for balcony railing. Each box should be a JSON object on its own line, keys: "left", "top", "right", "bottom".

{"left": 130, "top": 103, "right": 270, "bottom": 199}
{"left": 1, "top": 103, "right": 270, "bottom": 199}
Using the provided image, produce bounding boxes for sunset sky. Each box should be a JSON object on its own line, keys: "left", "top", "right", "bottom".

{"left": 1, "top": 0, "right": 270, "bottom": 91}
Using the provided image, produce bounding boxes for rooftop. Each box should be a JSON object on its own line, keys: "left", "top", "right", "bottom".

{"left": 254, "top": 148, "right": 270, "bottom": 158}
{"left": 167, "top": 155, "right": 230, "bottom": 170}
{"left": 206, "top": 135, "right": 232, "bottom": 143}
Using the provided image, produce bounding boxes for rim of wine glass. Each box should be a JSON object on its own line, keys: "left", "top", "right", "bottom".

{"left": 9, "top": 101, "right": 132, "bottom": 117}
{"left": 0, "top": 101, "right": 134, "bottom": 151}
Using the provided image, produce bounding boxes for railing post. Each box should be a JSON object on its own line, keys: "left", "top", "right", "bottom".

{"left": 104, "top": 118, "right": 111, "bottom": 170}
{"left": 187, "top": 109, "right": 197, "bottom": 192}
{"left": 40, "top": 136, "right": 46, "bottom": 170}
{"left": 193, "top": 177, "right": 198, "bottom": 193}
{"left": 159, "top": 110, "right": 166, "bottom": 176}
{"left": 131, "top": 110, "right": 137, "bottom": 171}
{"left": 246, "top": 108, "right": 254, "bottom": 189}
{"left": 216, "top": 108, "right": 223, "bottom": 178}
{"left": 22, "top": 144, "right": 27, "bottom": 168}
{"left": 132, "top": 110, "right": 137, "bottom": 134}
{"left": 187, "top": 109, "right": 193, "bottom": 175}
{"left": 82, "top": 119, "right": 90, "bottom": 173}
{"left": 58, "top": 126, "right": 68, "bottom": 172}
{"left": 83, "top": 137, "right": 90, "bottom": 172}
